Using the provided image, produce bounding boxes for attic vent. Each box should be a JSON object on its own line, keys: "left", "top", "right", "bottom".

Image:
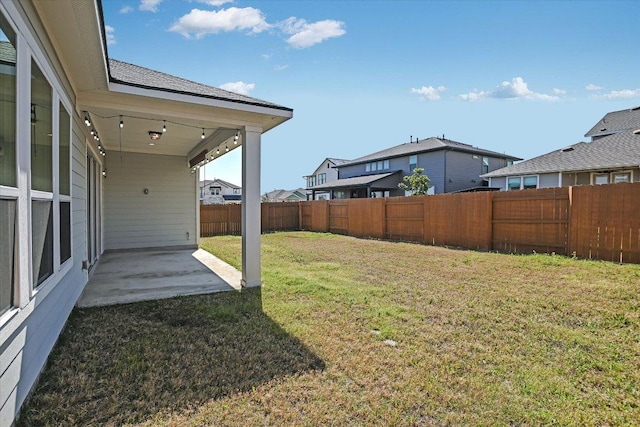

{"left": 631, "top": 106, "right": 640, "bottom": 111}
{"left": 600, "top": 127, "right": 607, "bottom": 131}
{"left": 633, "top": 129, "right": 640, "bottom": 135}
{"left": 560, "top": 146, "right": 575, "bottom": 152}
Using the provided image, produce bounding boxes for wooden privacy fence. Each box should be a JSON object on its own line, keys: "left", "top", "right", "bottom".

{"left": 201, "top": 183, "right": 640, "bottom": 264}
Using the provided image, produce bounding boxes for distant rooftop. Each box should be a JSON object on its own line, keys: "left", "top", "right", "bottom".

{"left": 338, "top": 137, "right": 521, "bottom": 167}
{"left": 584, "top": 106, "right": 640, "bottom": 138}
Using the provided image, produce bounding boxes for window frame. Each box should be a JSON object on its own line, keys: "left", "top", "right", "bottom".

{"left": 409, "top": 155, "right": 417, "bottom": 171}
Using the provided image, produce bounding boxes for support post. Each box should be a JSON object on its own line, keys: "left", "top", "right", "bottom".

{"left": 241, "top": 126, "right": 262, "bottom": 287}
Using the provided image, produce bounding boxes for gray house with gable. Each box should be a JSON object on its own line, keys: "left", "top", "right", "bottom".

{"left": 309, "top": 137, "right": 520, "bottom": 199}
{"left": 482, "top": 107, "right": 640, "bottom": 190}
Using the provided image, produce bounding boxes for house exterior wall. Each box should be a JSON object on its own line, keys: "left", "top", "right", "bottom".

{"left": 490, "top": 176, "right": 507, "bottom": 190}
{"left": 306, "top": 159, "right": 341, "bottom": 200}
{"left": 1, "top": 117, "right": 90, "bottom": 426}
{"left": 104, "top": 152, "right": 197, "bottom": 250}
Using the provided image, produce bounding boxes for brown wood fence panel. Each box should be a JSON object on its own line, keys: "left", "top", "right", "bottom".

{"left": 424, "top": 192, "right": 493, "bottom": 250}
{"left": 346, "top": 198, "right": 386, "bottom": 238}
{"left": 329, "top": 200, "right": 349, "bottom": 235}
{"left": 570, "top": 183, "right": 640, "bottom": 263}
{"left": 492, "top": 187, "right": 569, "bottom": 255}
{"left": 200, "top": 204, "right": 241, "bottom": 236}
{"left": 300, "top": 200, "right": 329, "bottom": 232}
{"left": 262, "top": 202, "right": 300, "bottom": 232}
{"left": 385, "top": 198, "right": 424, "bottom": 242}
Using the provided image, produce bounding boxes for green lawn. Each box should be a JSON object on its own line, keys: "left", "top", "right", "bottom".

{"left": 19, "top": 232, "right": 640, "bottom": 426}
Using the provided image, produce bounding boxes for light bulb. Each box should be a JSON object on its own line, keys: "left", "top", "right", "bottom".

{"left": 163, "top": 121, "right": 167, "bottom": 132}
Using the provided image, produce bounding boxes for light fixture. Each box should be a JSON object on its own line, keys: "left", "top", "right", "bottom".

{"left": 234, "top": 131, "right": 239, "bottom": 144}
{"left": 148, "top": 131, "right": 162, "bottom": 140}
{"left": 90, "top": 128, "right": 95, "bottom": 136}
{"left": 216, "top": 147, "right": 220, "bottom": 155}
{"left": 201, "top": 128, "right": 205, "bottom": 139}
{"left": 225, "top": 144, "right": 229, "bottom": 152}
{"left": 119, "top": 116, "right": 124, "bottom": 128}
{"left": 102, "top": 170, "right": 107, "bottom": 177}
{"left": 162, "top": 121, "right": 167, "bottom": 133}
{"left": 84, "top": 114, "right": 91, "bottom": 127}
{"left": 101, "top": 151, "right": 105, "bottom": 157}
{"left": 149, "top": 142, "right": 155, "bottom": 146}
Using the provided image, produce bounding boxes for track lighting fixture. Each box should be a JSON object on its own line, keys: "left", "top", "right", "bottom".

{"left": 201, "top": 128, "right": 205, "bottom": 139}
{"left": 163, "top": 121, "right": 167, "bottom": 133}
{"left": 119, "top": 116, "right": 124, "bottom": 128}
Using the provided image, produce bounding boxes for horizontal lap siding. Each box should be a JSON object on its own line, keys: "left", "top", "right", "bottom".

{"left": 104, "top": 152, "right": 196, "bottom": 250}
{"left": 1, "top": 121, "right": 88, "bottom": 425}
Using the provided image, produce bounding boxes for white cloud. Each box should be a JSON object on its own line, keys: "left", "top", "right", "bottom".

{"left": 410, "top": 85, "right": 446, "bottom": 101}
{"left": 262, "top": 53, "right": 272, "bottom": 60}
{"left": 105, "top": 25, "right": 116, "bottom": 45}
{"left": 279, "top": 18, "right": 346, "bottom": 48}
{"left": 274, "top": 64, "right": 289, "bottom": 71}
{"left": 599, "top": 88, "right": 640, "bottom": 100}
{"left": 553, "top": 88, "right": 566, "bottom": 95}
{"left": 170, "top": 7, "right": 269, "bottom": 38}
{"left": 140, "top": 0, "right": 162, "bottom": 12}
{"left": 586, "top": 83, "right": 603, "bottom": 91}
{"left": 197, "top": 0, "right": 234, "bottom": 6}
{"left": 119, "top": 6, "right": 133, "bottom": 14}
{"left": 220, "top": 81, "right": 255, "bottom": 95}
{"left": 459, "top": 77, "right": 557, "bottom": 101}
{"left": 459, "top": 90, "right": 489, "bottom": 101}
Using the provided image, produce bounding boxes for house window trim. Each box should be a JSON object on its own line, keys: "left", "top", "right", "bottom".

{"left": 611, "top": 170, "right": 633, "bottom": 184}
{"left": 0, "top": 2, "right": 75, "bottom": 330}
{"left": 591, "top": 172, "right": 610, "bottom": 185}
{"left": 506, "top": 175, "right": 539, "bottom": 190}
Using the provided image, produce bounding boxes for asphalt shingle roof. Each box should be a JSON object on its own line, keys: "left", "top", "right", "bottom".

{"left": 109, "top": 59, "right": 291, "bottom": 111}
{"left": 482, "top": 131, "right": 640, "bottom": 178}
{"left": 0, "top": 40, "right": 16, "bottom": 63}
{"left": 585, "top": 107, "right": 640, "bottom": 138}
{"left": 337, "top": 137, "right": 520, "bottom": 167}
{"left": 311, "top": 171, "right": 401, "bottom": 190}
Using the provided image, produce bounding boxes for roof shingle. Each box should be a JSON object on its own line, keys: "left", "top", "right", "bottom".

{"left": 482, "top": 131, "right": 640, "bottom": 178}
{"left": 109, "top": 59, "right": 291, "bottom": 111}
{"left": 584, "top": 107, "right": 640, "bottom": 138}
{"left": 337, "top": 137, "right": 520, "bottom": 167}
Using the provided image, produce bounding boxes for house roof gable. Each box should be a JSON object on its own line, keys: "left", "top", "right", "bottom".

{"left": 585, "top": 107, "right": 640, "bottom": 138}
{"left": 311, "top": 171, "right": 402, "bottom": 190}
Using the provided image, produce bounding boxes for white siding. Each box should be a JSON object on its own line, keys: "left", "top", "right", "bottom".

{"left": 104, "top": 152, "right": 197, "bottom": 250}
{"left": 538, "top": 173, "right": 560, "bottom": 188}
{"left": 1, "top": 121, "right": 88, "bottom": 425}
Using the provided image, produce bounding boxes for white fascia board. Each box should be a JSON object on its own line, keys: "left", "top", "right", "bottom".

{"left": 108, "top": 82, "right": 293, "bottom": 119}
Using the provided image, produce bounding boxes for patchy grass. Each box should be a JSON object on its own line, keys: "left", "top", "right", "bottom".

{"left": 19, "top": 232, "right": 640, "bottom": 426}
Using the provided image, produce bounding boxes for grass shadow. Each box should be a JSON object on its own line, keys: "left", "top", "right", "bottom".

{"left": 18, "top": 288, "right": 325, "bottom": 426}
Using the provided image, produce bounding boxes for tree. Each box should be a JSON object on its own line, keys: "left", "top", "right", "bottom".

{"left": 398, "top": 167, "right": 431, "bottom": 195}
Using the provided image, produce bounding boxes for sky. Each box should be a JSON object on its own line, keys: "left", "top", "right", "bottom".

{"left": 102, "top": 0, "right": 640, "bottom": 193}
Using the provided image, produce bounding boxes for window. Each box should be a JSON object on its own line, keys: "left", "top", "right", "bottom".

{"left": 383, "top": 159, "right": 389, "bottom": 169}
{"left": 334, "top": 191, "right": 347, "bottom": 199}
{"left": 317, "top": 173, "right": 326, "bottom": 185}
{"left": 366, "top": 160, "right": 390, "bottom": 172}
{"left": 377, "top": 161, "right": 383, "bottom": 170}
{"left": 210, "top": 187, "right": 221, "bottom": 195}
{"left": 482, "top": 157, "right": 489, "bottom": 174}
{"left": 409, "top": 155, "right": 417, "bottom": 171}
{"left": 508, "top": 177, "right": 521, "bottom": 191}
{"left": 371, "top": 162, "right": 377, "bottom": 171}
{"left": 365, "top": 163, "right": 370, "bottom": 172}
{"left": 32, "top": 200, "right": 53, "bottom": 286}
{"left": 307, "top": 176, "right": 316, "bottom": 187}
{"left": 0, "top": 199, "right": 15, "bottom": 316}
{"left": 0, "top": 15, "right": 16, "bottom": 188}
{"left": 0, "top": 15, "right": 16, "bottom": 314}
{"left": 523, "top": 176, "right": 538, "bottom": 189}
{"left": 593, "top": 174, "right": 609, "bottom": 185}
{"left": 507, "top": 160, "right": 514, "bottom": 167}
{"left": 233, "top": 188, "right": 240, "bottom": 194}
{"left": 31, "top": 59, "right": 53, "bottom": 193}
{"left": 612, "top": 172, "right": 630, "bottom": 183}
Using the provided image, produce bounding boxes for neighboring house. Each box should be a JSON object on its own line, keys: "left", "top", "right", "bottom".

{"left": 482, "top": 107, "right": 640, "bottom": 190}
{"left": 309, "top": 137, "right": 520, "bottom": 199}
{"left": 263, "top": 188, "right": 307, "bottom": 202}
{"left": 199, "top": 179, "right": 242, "bottom": 204}
{"left": 0, "top": 2, "right": 291, "bottom": 424}
{"left": 304, "top": 158, "right": 348, "bottom": 200}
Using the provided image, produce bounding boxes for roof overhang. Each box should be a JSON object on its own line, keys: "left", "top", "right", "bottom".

{"left": 32, "top": 0, "right": 292, "bottom": 166}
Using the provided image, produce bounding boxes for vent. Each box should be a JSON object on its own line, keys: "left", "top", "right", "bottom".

{"left": 560, "top": 146, "right": 575, "bottom": 152}
{"left": 633, "top": 129, "right": 640, "bottom": 135}
{"left": 600, "top": 127, "right": 607, "bottom": 132}
{"left": 631, "top": 106, "right": 640, "bottom": 111}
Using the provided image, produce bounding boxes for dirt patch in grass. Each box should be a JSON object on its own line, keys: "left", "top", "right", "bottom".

{"left": 19, "top": 232, "right": 640, "bottom": 426}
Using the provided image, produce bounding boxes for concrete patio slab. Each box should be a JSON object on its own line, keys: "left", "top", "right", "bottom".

{"left": 77, "top": 248, "right": 241, "bottom": 308}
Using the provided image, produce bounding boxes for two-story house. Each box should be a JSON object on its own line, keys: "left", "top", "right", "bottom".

{"left": 304, "top": 158, "right": 348, "bottom": 200}
{"left": 482, "top": 106, "right": 640, "bottom": 190}
{"left": 308, "top": 137, "right": 520, "bottom": 199}
{"left": 199, "top": 179, "right": 242, "bottom": 204}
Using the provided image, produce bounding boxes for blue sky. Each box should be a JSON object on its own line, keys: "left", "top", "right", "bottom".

{"left": 102, "top": 0, "right": 640, "bottom": 192}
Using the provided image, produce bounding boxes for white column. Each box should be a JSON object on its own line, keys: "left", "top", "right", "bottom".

{"left": 241, "top": 126, "right": 262, "bottom": 287}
